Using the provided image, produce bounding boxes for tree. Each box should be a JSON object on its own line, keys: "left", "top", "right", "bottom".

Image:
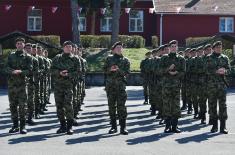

{"left": 70, "top": 0, "right": 80, "bottom": 45}
{"left": 111, "top": 0, "right": 121, "bottom": 45}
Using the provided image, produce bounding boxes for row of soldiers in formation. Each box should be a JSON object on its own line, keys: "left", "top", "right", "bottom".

{"left": 140, "top": 40, "right": 230, "bottom": 134}
{"left": 3, "top": 38, "right": 87, "bottom": 135}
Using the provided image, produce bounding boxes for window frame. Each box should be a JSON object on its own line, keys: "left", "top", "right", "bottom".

{"left": 79, "top": 16, "right": 87, "bottom": 32}
{"left": 129, "top": 10, "right": 144, "bottom": 33}
{"left": 219, "top": 17, "right": 234, "bottom": 33}
{"left": 100, "top": 17, "right": 112, "bottom": 32}
{"left": 27, "top": 9, "right": 42, "bottom": 32}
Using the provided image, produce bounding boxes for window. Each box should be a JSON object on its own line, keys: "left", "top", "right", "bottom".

{"left": 219, "top": 17, "right": 234, "bottom": 33}
{"left": 79, "top": 16, "right": 86, "bottom": 32}
{"left": 27, "top": 9, "right": 42, "bottom": 31}
{"left": 100, "top": 17, "right": 112, "bottom": 32}
{"left": 129, "top": 10, "right": 144, "bottom": 32}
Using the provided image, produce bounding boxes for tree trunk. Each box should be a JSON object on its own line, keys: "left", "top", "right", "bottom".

{"left": 90, "top": 11, "right": 96, "bottom": 35}
{"left": 111, "top": 0, "right": 121, "bottom": 45}
{"left": 70, "top": 0, "right": 80, "bottom": 45}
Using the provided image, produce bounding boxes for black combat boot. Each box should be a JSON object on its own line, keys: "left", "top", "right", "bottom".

{"left": 72, "top": 118, "right": 79, "bottom": 126}
{"left": 56, "top": 120, "right": 67, "bottom": 134}
{"left": 143, "top": 95, "right": 148, "bottom": 105}
{"left": 200, "top": 113, "right": 206, "bottom": 124}
{"left": 67, "top": 119, "right": 74, "bottom": 135}
{"left": 120, "top": 119, "right": 128, "bottom": 135}
{"left": 20, "top": 120, "right": 27, "bottom": 134}
{"left": 208, "top": 117, "right": 213, "bottom": 125}
{"left": 74, "top": 113, "right": 79, "bottom": 119}
{"left": 181, "top": 100, "right": 187, "bottom": 110}
{"left": 9, "top": 120, "right": 19, "bottom": 133}
{"left": 187, "top": 103, "right": 192, "bottom": 114}
{"left": 211, "top": 119, "right": 218, "bottom": 133}
{"left": 171, "top": 118, "right": 181, "bottom": 133}
{"left": 220, "top": 120, "right": 228, "bottom": 134}
{"left": 164, "top": 118, "right": 172, "bottom": 133}
{"left": 193, "top": 108, "right": 199, "bottom": 119}
{"left": 108, "top": 119, "right": 117, "bottom": 134}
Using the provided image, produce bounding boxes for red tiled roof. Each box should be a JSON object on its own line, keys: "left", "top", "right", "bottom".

{"left": 153, "top": 0, "right": 235, "bottom": 15}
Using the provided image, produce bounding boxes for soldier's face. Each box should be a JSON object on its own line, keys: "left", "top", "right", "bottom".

{"left": 170, "top": 44, "right": 178, "bottom": 53}
{"left": 113, "top": 45, "right": 123, "bottom": 55}
{"left": 163, "top": 47, "right": 169, "bottom": 54}
{"left": 16, "top": 41, "right": 25, "bottom": 50}
{"left": 63, "top": 45, "right": 72, "bottom": 54}
{"left": 205, "top": 47, "right": 212, "bottom": 55}
{"left": 32, "top": 48, "right": 37, "bottom": 55}
{"left": 44, "top": 51, "right": 48, "bottom": 57}
{"left": 214, "top": 45, "right": 222, "bottom": 54}
{"left": 197, "top": 50, "right": 204, "bottom": 56}
{"left": 24, "top": 46, "right": 32, "bottom": 54}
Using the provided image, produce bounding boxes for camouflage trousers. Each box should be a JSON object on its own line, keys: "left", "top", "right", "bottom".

{"left": 106, "top": 81, "right": 127, "bottom": 120}
{"left": 54, "top": 83, "right": 74, "bottom": 121}
{"left": 148, "top": 82, "right": 155, "bottom": 109}
{"left": 185, "top": 81, "right": 192, "bottom": 109}
{"left": 162, "top": 86, "right": 181, "bottom": 118}
{"left": 197, "top": 83, "right": 207, "bottom": 115}
{"left": 190, "top": 82, "right": 199, "bottom": 114}
{"left": 153, "top": 83, "right": 163, "bottom": 116}
{"left": 81, "top": 80, "right": 86, "bottom": 103}
{"left": 208, "top": 85, "right": 228, "bottom": 121}
{"left": 142, "top": 79, "right": 149, "bottom": 97}
{"left": 34, "top": 79, "right": 41, "bottom": 115}
{"left": 8, "top": 83, "right": 27, "bottom": 121}
{"left": 181, "top": 82, "right": 187, "bottom": 103}
{"left": 39, "top": 77, "right": 45, "bottom": 110}
{"left": 73, "top": 83, "right": 79, "bottom": 117}
{"left": 43, "top": 74, "right": 51, "bottom": 105}
{"left": 26, "top": 80, "right": 35, "bottom": 118}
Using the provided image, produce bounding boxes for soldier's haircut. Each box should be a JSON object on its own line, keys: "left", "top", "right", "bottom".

{"left": 196, "top": 46, "right": 203, "bottom": 51}
{"left": 32, "top": 44, "right": 37, "bottom": 49}
{"left": 190, "top": 48, "right": 196, "bottom": 52}
{"left": 184, "top": 48, "right": 191, "bottom": 52}
{"left": 111, "top": 41, "right": 123, "bottom": 50}
{"left": 15, "top": 37, "right": 25, "bottom": 43}
{"left": 25, "top": 43, "right": 32, "bottom": 47}
{"left": 169, "top": 40, "right": 178, "bottom": 46}
{"left": 204, "top": 44, "right": 212, "bottom": 49}
{"left": 63, "top": 41, "right": 73, "bottom": 47}
{"left": 212, "top": 41, "right": 222, "bottom": 48}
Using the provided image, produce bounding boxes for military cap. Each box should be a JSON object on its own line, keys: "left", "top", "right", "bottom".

{"left": 15, "top": 37, "right": 25, "bottom": 43}
{"left": 189, "top": 48, "right": 196, "bottom": 52}
{"left": 32, "top": 44, "right": 37, "bottom": 48}
{"left": 184, "top": 48, "right": 191, "bottom": 52}
{"left": 151, "top": 49, "right": 158, "bottom": 54}
{"left": 145, "top": 51, "right": 152, "bottom": 56}
{"left": 169, "top": 40, "right": 178, "bottom": 46}
{"left": 111, "top": 41, "right": 123, "bottom": 50}
{"left": 158, "top": 45, "right": 165, "bottom": 51}
{"left": 212, "top": 41, "right": 222, "bottom": 48}
{"left": 25, "top": 43, "right": 32, "bottom": 47}
{"left": 196, "top": 46, "right": 203, "bottom": 51}
{"left": 63, "top": 41, "right": 73, "bottom": 47}
{"left": 204, "top": 44, "right": 212, "bottom": 49}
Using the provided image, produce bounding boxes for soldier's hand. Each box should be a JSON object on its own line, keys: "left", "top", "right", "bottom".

{"left": 60, "top": 70, "right": 68, "bottom": 77}
{"left": 12, "top": 70, "right": 22, "bottom": 75}
{"left": 110, "top": 65, "right": 118, "bottom": 72}
{"left": 168, "top": 64, "right": 175, "bottom": 71}
{"left": 216, "top": 68, "right": 226, "bottom": 75}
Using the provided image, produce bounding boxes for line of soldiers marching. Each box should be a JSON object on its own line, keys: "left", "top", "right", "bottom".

{"left": 3, "top": 38, "right": 87, "bottom": 135}
{"left": 140, "top": 40, "right": 230, "bottom": 134}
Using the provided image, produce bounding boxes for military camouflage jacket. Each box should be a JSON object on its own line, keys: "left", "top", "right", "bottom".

{"left": 51, "top": 53, "right": 78, "bottom": 86}
{"left": 206, "top": 52, "right": 230, "bottom": 87}
{"left": 159, "top": 53, "right": 185, "bottom": 87}
{"left": 103, "top": 54, "right": 130, "bottom": 84}
{"left": 5, "top": 50, "right": 33, "bottom": 85}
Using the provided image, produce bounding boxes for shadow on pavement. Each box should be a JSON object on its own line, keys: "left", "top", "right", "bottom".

{"left": 175, "top": 132, "right": 221, "bottom": 144}
{"left": 126, "top": 133, "right": 172, "bottom": 145}
{"left": 127, "top": 89, "right": 144, "bottom": 100}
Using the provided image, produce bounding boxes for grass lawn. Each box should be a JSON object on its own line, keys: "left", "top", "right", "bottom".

{"left": 86, "top": 48, "right": 149, "bottom": 72}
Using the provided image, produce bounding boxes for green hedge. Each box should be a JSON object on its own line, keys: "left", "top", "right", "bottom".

{"left": 151, "top": 36, "right": 158, "bottom": 48}
{"left": 80, "top": 35, "right": 145, "bottom": 48}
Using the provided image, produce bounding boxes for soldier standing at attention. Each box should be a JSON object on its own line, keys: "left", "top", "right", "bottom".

{"left": 5, "top": 38, "right": 33, "bottom": 134}
{"left": 159, "top": 40, "right": 185, "bottom": 133}
{"left": 51, "top": 41, "right": 78, "bottom": 135}
{"left": 206, "top": 41, "right": 230, "bottom": 134}
{"left": 140, "top": 51, "right": 152, "bottom": 105}
{"left": 24, "top": 43, "right": 38, "bottom": 125}
{"left": 103, "top": 41, "right": 130, "bottom": 135}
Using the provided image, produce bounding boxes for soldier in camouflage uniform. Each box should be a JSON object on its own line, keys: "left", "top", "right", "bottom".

{"left": 196, "top": 46, "right": 207, "bottom": 124}
{"left": 203, "top": 44, "right": 213, "bottom": 124}
{"left": 5, "top": 38, "right": 33, "bottom": 134}
{"left": 44, "top": 50, "right": 52, "bottom": 105}
{"left": 36, "top": 46, "right": 46, "bottom": 115}
{"left": 206, "top": 41, "right": 230, "bottom": 134}
{"left": 103, "top": 41, "right": 130, "bottom": 135}
{"left": 51, "top": 41, "right": 78, "bottom": 135}
{"left": 181, "top": 48, "right": 191, "bottom": 111}
{"left": 140, "top": 51, "right": 152, "bottom": 105}
{"left": 159, "top": 40, "right": 185, "bottom": 133}
{"left": 24, "top": 43, "right": 38, "bottom": 125}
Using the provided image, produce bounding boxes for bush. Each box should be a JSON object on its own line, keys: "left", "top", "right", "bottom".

{"left": 151, "top": 36, "right": 158, "bottom": 48}
{"left": 80, "top": 35, "right": 145, "bottom": 48}
{"left": 185, "top": 37, "right": 212, "bottom": 47}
